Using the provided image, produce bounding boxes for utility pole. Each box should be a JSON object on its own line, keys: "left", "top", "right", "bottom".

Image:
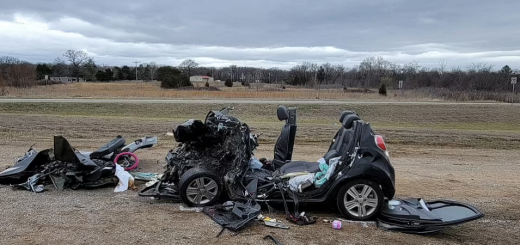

{"left": 512, "top": 76, "right": 517, "bottom": 104}
{"left": 133, "top": 61, "right": 140, "bottom": 81}
{"left": 399, "top": 80, "right": 404, "bottom": 99}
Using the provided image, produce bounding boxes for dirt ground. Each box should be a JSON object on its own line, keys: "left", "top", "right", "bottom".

{"left": 1, "top": 103, "right": 519, "bottom": 244}
{"left": 1, "top": 141, "right": 519, "bottom": 245}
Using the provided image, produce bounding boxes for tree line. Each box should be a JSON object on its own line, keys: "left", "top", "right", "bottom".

{"left": 1, "top": 50, "right": 518, "bottom": 92}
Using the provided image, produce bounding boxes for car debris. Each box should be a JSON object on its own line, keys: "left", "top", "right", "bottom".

{"left": 130, "top": 172, "right": 162, "bottom": 181}
{"left": 258, "top": 216, "right": 290, "bottom": 229}
{"left": 376, "top": 198, "right": 484, "bottom": 234}
{"left": 264, "top": 220, "right": 289, "bottom": 229}
{"left": 263, "top": 235, "right": 284, "bottom": 245}
{"left": 129, "top": 172, "right": 162, "bottom": 187}
{"left": 179, "top": 204, "right": 203, "bottom": 212}
{"left": 0, "top": 135, "right": 157, "bottom": 192}
{"left": 333, "top": 218, "right": 375, "bottom": 228}
{"left": 203, "top": 201, "right": 261, "bottom": 237}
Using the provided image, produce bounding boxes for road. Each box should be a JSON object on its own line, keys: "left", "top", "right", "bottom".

{"left": 0, "top": 98, "right": 516, "bottom": 105}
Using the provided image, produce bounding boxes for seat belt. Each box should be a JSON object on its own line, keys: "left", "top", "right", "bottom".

{"left": 277, "top": 182, "right": 316, "bottom": 226}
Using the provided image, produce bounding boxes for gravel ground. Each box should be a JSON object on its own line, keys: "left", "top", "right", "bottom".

{"left": 1, "top": 141, "right": 519, "bottom": 245}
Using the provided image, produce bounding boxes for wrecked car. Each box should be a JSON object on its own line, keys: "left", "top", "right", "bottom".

{"left": 140, "top": 106, "right": 396, "bottom": 221}
{"left": 0, "top": 135, "right": 157, "bottom": 192}
{"left": 142, "top": 106, "right": 484, "bottom": 233}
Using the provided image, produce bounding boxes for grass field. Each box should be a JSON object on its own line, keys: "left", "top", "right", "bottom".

{"left": 0, "top": 102, "right": 518, "bottom": 148}
{"left": 1, "top": 82, "right": 443, "bottom": 101}
{"left": 1, "top": 102, "right": 520, "bottom": 244}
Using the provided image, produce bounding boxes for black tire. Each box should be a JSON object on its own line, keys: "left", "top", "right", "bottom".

{"left": 336, "top": 179, "right": 384, "bottom": 221}
{"left": 178, "top": 167, "right": 223, "bottom": 207}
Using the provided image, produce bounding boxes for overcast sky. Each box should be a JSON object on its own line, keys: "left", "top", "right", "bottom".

{"left": 1, "top": 0, "right": 519, "bottom": 69}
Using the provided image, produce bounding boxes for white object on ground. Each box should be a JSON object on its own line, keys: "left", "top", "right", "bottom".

{"left": 114, "top": 164, "right": 135, "bottom": 192}
{"left": 145, "top": 180, "right": 159, "bottom": 187}
{"left": 336, "top": 218, "right": 376, "bottom": 228}
{"left": 179, "top": 204, "right": 203, "bottom": 212}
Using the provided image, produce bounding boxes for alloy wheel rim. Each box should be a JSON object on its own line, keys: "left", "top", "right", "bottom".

{"left": 344, "top": 184, "right": 378, "bottom": 217}
{"left": 186, "top": 177, "right": 218, "bottom": 205}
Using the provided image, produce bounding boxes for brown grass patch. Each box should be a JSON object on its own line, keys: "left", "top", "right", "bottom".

{"left": 3, "top": 82, "right": 420, "bottom": 100}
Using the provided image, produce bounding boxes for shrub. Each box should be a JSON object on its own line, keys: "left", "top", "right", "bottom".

{"left": 379, "top": 83, "right": 387, "bottom": 96}
{"left": 161, "top": 76, "right": 191, "bottom": 89}
{"left": 224, "top": 79, "right": 233, "bottom": 87}
{"left": 205, "top": 81, "right": 209, "bottom": 87}
{"left": 157, "top": 66, "right": 192, "bottom": 89}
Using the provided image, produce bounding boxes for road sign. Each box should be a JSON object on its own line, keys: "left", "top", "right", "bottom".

{"left": 512, "top": 77, "right": 517, "bottom": 85}
{"left": 398, "top": 80, "right": 403, "bottom": 89}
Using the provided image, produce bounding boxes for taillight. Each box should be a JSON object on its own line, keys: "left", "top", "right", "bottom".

{"left": 375, "top": 135, "right": 387, "bottom": 151}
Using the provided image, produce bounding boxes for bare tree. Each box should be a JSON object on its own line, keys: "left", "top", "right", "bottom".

{"left": 179, "top": 59, "right": 198, "bottom": 78}
{"left": 438, "top": 59, "right": 447, "bottom": 75}
{"left": 147, "top": 62, "right": 159, "bottom": 81}
{"left": 229, "top": 65, "right": 237, "bottom": 82}
{"left": 63, "top": 50, "right": 88, "bottom": 82}
{"left": 0, "top": 56, "right": 36, "bottom": 87}
{"left": 52, "top": 57, "right": 69, "bottom": 77}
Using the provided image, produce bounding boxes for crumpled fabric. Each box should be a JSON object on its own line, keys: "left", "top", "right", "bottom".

{"left": 114, "top": 164, "right": 135, "bottom": 192}
{"left": 317, "top": 158, "right": 326, "bottom": 165}
{"left": 288, "top": 173, "right": 315, "bottom": 192}
{"left": 314, "top": 157, "right": 340, "bottom": 188}
{"left": 249, "top": 156, "right": 263, "bottom": 170}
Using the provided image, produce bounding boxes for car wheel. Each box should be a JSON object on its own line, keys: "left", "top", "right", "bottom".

{"left": 337, "top": 179, "right": 383, "bottom": 221}
{"left": 179, "top": 167, "right": 222, "bottom": 207}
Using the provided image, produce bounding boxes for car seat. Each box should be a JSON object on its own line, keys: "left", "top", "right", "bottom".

{"left": 278, "top": 113, "right": 361, "bottom": 175}
{"left": 328, "top": 110, "right": 357, "bottom": 151}
{"left": 272, "top": 106, "right": 297, "bottom": 167}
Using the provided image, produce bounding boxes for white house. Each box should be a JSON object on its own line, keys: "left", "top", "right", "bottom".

{"left": 50, "top": 77, "right": 85, "bottom": 83}
{"left": 190, "top": 75, "right": 214, "bottom": 83}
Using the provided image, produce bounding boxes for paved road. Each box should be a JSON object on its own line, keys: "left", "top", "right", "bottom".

{"left": 0, "top": 98, "right": 516, "bottom": 105}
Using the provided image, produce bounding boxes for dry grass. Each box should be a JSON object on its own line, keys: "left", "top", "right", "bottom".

{"left": 3, "top": 82, "right": 421, "bottom": 100}
{"left": 411, "top": 88, "right": 520, "bottom": 103}
{"left": 1, "top": 102, "right": 519, "bottom": 149}
{"left": 2, "top": 81, "right": 518, "bottom": 103}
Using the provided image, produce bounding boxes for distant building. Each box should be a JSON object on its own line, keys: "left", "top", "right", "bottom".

{"left": 190, "top": 75, "right": 214, "bottom": 83}
{"left": 50, "top": 77, "right": 85, "bottom": 83}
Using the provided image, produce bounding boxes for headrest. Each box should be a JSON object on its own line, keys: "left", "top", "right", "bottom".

{"left": 342, "top": 114, "right": 361, "bottom": 129}
{"left": 339, "top": 110, "right": 357, "bottom": 123}
{"left": 277, "top": 105, "right": 289, "bottom": 121}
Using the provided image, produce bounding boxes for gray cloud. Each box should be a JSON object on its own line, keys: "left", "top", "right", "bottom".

{"left": 1, "top": 0, "right": 519, "bottom": 69}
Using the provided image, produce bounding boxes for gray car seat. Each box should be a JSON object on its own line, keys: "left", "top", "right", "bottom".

{"left": 273, "top": 106, "right": 297, "bottom": 167}
{"left": 279, "top": 113, "right": 360, "bottom": 175}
